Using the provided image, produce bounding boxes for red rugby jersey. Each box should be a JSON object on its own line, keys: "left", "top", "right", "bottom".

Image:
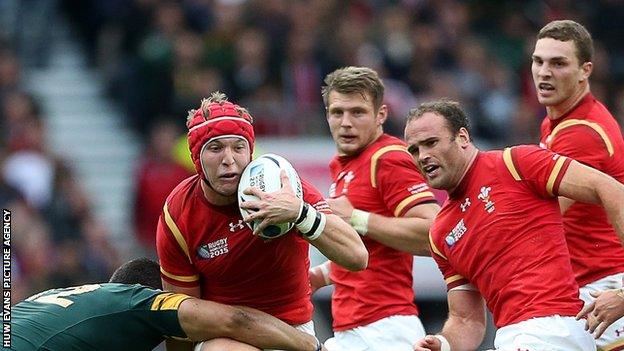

{"left": 328, "top": 134, "right": 436, "bottom": 331}
{"left": 156, "top": 174, "right": 330, "bottom": 325}
{"left": 540, "top": 93, "right": 624, "bottom": 287}
{"left": 430, "top": 146, "right": 582, "bottom": 328}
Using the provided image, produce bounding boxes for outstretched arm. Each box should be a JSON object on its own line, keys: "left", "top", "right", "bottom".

{"left": 414, "top": 288, "right": 486, "bottom": 351}
{"left": 327, "top": 196, "right": 439, "bottom": 256}
{"left": 178, "top": 298, "right": 322, "bottom": 351}
{"left": 557, "top": 160, "right": 624, "bottom": 244}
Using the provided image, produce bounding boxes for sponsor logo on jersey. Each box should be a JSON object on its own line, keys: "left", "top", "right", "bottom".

{"left": 329, "top": 182, "right": 336, "bottom": 197}
{"left": 197, "top": 238, "right": 229, "bottom": 260}
{"left": 408, "top": 182, "right": 429, "bottom": 194}
{"left": 478, "top": 186, "right": 495, "bottom": 213}
{"left": 229, "top": 219, "right": 245, "bottom": 232}
{"left": 460, "top": 197, "right": 471, "bottom": 212}
{"left": 342, "top": 171, "right": 355, "bottom": 195}
{"left": 313, "top": 200, "right": 330, "bottom": 212}
{"left": 331, "top": 170, "right": 355, "bottom": 196}
{"left": 445, "top": 219, "right": 467, "bottom": 247}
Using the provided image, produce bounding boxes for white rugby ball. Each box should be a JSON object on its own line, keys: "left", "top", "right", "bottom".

{"left": 238, "top": 154, "right": 303, "bottom": 239}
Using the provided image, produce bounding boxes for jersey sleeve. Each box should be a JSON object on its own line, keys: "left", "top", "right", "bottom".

{"left": 502, "top": 145, "right": 572, "bottom": 198}
{"left": 301, "top": 178, "right": 331, "bottom": 214}
{"left": 429, "top": 235, "right": 469, "bottom": 291}
{"left": 156, "top": 202, "right": 200, "bottom": 287}
{"left": 548, "top": 122, "right": 613, "bottom": 169}
{"left": 374, "top": 149, "right": 436, "bottom": 217}
{"left": 132, "top": 287, "right": 191, "bottom": 340}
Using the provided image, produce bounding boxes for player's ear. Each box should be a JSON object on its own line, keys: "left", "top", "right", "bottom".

{"left": 376, "top": 104, "right": 388, "bottom": 126}
{"left": 457, "top": 127, "right": 471, "bottom": 148}
{"left": 580, "top": 61, "right": 592, "bottom": 82}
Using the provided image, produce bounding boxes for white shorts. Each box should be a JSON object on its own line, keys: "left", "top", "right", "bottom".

{"left": 324, "top": 315, "right": 426, "bottom": 351}
{"left": 491, "top": 315, "right": 595, "bottom": 351}
{"left": 580, "top": 273, "right": 624, "bottom": 350}
{"left": 193, "top": 320, "right": 315, "bottom": 351}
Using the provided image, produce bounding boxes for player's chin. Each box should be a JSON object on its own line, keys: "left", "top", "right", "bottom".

{"left": 214, "top": 183, "right": 239, "bottom": 197}
{"left": 338, "top": 143, "right": 362, "bottom": 156}
{"left": 426, "top": 175, "right": 445, "bottom": 190}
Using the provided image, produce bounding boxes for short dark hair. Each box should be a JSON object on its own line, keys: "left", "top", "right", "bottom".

{"left": 407, "top": 99, "right": 471, "bottom": 138}
{"left": 321, "top": 66, "right": 385, "bottom": 111}
{"left": 109, "top": 258, "right": 162, "bottom": 289}
{"left": 537, "top": 20, "right": 593, "bottom": 64}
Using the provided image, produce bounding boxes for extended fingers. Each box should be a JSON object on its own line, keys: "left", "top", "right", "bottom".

{"left": 577, "top": 301, "right": 595, "bottom": 319}
{"left": 594, "top": 320, "right": 609, "bottom": 339}
{"left": 243, "top": 186, "right": 264, "bottom": 197}
{"left": 240, "top": 200, "right": 261, "bottom": 213}
{"left": 589, "top": 290, "right": 603, "bottom": 298}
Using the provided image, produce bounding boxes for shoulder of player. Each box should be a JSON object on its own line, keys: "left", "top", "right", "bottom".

{"left": 368, "top": 136, "right": 412, "bottom": 165}
{"left": 494, "top": 145, "right": 542, "bottom": 181}
{"left": 164, "top": 175, "right": 203, "bottom": 216}
{"left": 550, "top": 117, "right": 615, "bottom": 156}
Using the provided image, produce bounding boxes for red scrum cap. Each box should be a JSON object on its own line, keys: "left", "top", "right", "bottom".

{"left": 186, "top": 92, "right": 255, "bottom": 180}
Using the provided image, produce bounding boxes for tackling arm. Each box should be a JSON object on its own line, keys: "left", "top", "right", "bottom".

{"left": 178, "top": 299, "right": 321, "bottom": 351}
{"left": 557, "top": 160, "right": 624, "bottom": 244}
{"left": 414, "top": 289, "right": 486, "bottom": 351}
{"left": 162, "top": 281, "right": 201, "bottom": 351}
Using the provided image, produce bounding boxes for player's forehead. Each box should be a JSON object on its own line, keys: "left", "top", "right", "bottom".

{"left": 532, "top": 37, "right": 577, "bottom": 61}
{"left": 206, "top": 137, "right": 247, "bottom": 147}
{"left": 327, "top": 90, "right": 375, "bottom": 110}
{"left": 406, "top": 112, "right": 450, "bottom": 141}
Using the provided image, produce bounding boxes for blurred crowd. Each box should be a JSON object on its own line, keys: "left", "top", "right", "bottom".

{"left": 63, "top": 0, "right": 624, "bottom": 145}
{"left": 2, "top": 0, "right": 624, "bottom": 301}
{"left": 0, "top": 47, "right": 120, "bottom": 302}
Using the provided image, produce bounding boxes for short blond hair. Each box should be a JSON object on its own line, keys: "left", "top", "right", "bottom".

{"left": 321, "top": 66, "right": 385, "bottom": 111}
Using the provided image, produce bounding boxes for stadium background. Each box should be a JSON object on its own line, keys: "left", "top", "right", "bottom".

{"left": 1, "top": 0, "right": 623, "bottom": 349}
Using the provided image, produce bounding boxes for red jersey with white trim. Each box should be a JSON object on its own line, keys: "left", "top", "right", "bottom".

{"left": 156, "top": 174, "right": 330, "bottom": 325}
{"left": 540, "top": 93, "right": 624, "bottom": 287}
{"left": 429, "top": 146, "right": 582, "bottom": 328}
{"left": 328, "top": 134, "right": 436, "bottom": 331}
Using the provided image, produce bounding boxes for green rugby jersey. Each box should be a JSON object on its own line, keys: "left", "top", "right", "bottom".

{"left": 11, "top": 283, "right": 190, "bottom": 350}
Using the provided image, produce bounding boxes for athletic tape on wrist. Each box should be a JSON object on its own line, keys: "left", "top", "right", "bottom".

{"left": 350, "top": 209, "right": 370, "bottom": 236}
{"left": 296, "top": 200, "right": 308, "bottom": 224}
{"left": 432, "top": 335, "right": 451, "bottom": 351}
{"left": 296, "top": 203, "right": 326, "bottom": 240}
{"left": 319, "top": 262, "right": 331, "bottom": 286}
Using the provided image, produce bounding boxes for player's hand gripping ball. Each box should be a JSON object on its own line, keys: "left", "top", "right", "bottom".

{"left": 238, "top": 154, "right": 303, "bottom": 239}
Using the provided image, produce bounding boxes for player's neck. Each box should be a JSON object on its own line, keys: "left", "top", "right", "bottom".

{"left": 200, "top": 179, "right": 236, "bottom": 206}
{"left": 547, "top": 84, "right": 590, "bottom": 120}
{"left": 448, "top": 146, "right": 479, "bottom": 195}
